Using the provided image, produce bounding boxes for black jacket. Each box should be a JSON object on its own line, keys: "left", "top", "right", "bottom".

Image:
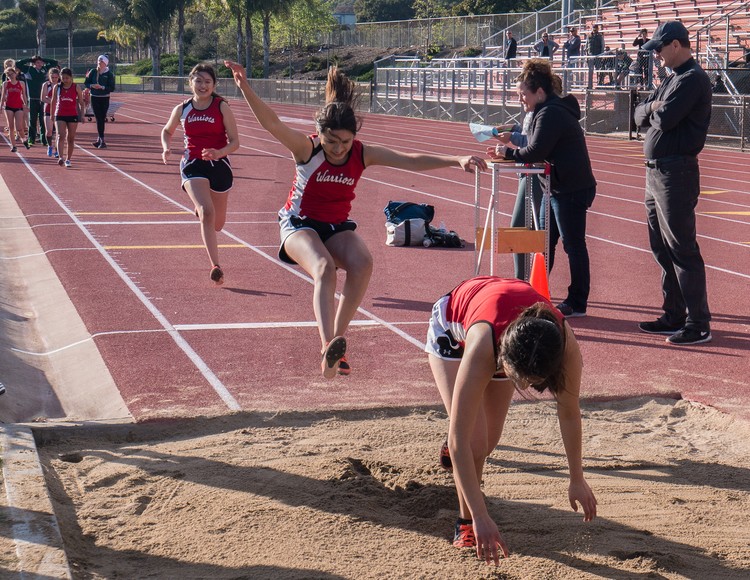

{"left": 505, "top": 93, "right": 597, "bottom": 195}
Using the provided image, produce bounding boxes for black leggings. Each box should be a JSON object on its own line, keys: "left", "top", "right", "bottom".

{"left": 91, "top": 96, "right": 110, "bottom": 141}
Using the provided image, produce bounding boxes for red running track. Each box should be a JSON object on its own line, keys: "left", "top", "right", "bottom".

{"left": 1, "top": 92, "right": 748, "bottom": 422}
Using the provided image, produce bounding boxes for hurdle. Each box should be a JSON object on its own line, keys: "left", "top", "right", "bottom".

{"left": 473, "top": 160, "right": 551, "bottom": 279}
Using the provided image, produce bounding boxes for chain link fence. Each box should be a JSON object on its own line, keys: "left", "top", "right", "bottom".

{"left": 0, "top": 45, "right": 114, "bottom": 75}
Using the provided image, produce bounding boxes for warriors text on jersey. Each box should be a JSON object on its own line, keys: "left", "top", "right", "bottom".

{"left": 55, "top": 83, "right": 79, "bottom": 116}
{"left": 281, "top": 136, "right": 365, "bottom": 223}
{"left": 3, "top": 81, "right": 24, "bottom": 109}
{"left": 180, "top": 96, "right": 228, "bottom": 160}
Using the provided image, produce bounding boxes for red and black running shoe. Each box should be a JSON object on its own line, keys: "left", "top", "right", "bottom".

{"left": 439, "top": 439, "right": 453, "bottom": 472}
{"left": 210, "top": 265, "right": 224, "bottom": 286}
{"left": 453, "top": 519, "right": 476, "bottom": 548}
{"left": 321, "top": 336, "right": 346, "bottom": 379}
{"left": 337, "top": 355, "right": 351, "bottom": 376}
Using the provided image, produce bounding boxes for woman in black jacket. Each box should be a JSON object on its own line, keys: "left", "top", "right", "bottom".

{"left": 84, "top": 54, "right": 115, "bottom": 148}
{"left": 488, "top": 59, "right": 597, "bottom": 317}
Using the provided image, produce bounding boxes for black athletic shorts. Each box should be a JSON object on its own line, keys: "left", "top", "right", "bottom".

{"left": 277, "top": 213, "right": 357, "bottom": 265}
{"left": 180, "top": 157, "right": 233, "bottom": 193}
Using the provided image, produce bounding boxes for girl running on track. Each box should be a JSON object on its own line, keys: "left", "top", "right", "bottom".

{"left": 426, "top": 276, "right": 597, "bottom": 564}
{"left": 41, "top": 67, "right": 60, "bottom": 157}
{"left": 1, "top": 67, "right": 31, "bottom": 152}
{"left": 49, "top": 67, "right": 85, "bottom": 167}
{"left": 224, "top": 59, "right": 487, "bottom": 379}
{"left": 161, "top": 63, "right": 240, "bottom": 286}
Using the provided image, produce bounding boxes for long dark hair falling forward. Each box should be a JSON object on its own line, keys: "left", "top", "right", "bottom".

{"left": 314, "top": 66, "right": 362, "bottom": 135}
{"left": 499, "top": 303, "right": 567, "bottom": 395}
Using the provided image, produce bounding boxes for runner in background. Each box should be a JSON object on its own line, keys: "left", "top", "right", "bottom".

{"left": 49, "top": 67, "right": 85, "bottom": 167}
{"left": 41, "top": 67, "right": 60, "bottom": 158}
{"left": 1, "top": 67, "right": 30, "bottom": 152}
{"left": 161, "top": 64, "right": 240, "bottom": 286}
{"left": 84, "top": 55, "right": 116, "bottom": 148}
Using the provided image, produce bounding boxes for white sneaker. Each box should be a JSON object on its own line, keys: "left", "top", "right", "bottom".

{"left": 64, "top": 160, "right": 71, "bottom": 167}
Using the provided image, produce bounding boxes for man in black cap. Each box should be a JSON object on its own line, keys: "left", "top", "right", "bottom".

{"left": 16, "top": 54, "right": 59, "bottom": 146}
{"left": 633, "top": 21, "right": 713, "bottom": 345}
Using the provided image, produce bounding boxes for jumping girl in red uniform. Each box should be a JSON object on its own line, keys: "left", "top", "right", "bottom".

{"left": 1, "top": 67, "right": 30, "bottom": 152}
{"left": 426, "top": 276, "right": 597, "bottom": 564}
{"left": 225, "top": 59, "right": 487, "bottom": 379}
{"left": 49, "top": 67, "right": 85, "bottom": 167}
{"left": 41, "top": 67, "right": 60, "bottom": 158}
{"left": 161, "top": 64, "right": 240, "bottom": 286}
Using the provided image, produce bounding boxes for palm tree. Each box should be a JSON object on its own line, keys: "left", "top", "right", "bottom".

{"left": 256, "top": 0, "right": 294, "bottom": 78}
{"left": 48, "top": 0, "right": 103, "bottom": 68}
{"left": 99, "top": 23, "right": 144, "bottom": 62}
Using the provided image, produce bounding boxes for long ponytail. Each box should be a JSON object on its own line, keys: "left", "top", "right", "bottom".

{"left": 314, "top": 66, "right": 361, "bottom": 135}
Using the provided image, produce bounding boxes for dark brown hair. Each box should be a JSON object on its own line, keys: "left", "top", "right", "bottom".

{"left": 498, "top": 303, "right": 567, "bottom": 395}
{"left": 189, "top": 63, "right": 221, "bottom": 98}
{"left": 516, "top": 58, "right": 563, "bottom": 97}
{"left": 314, "top": 66, "right": 361, "bottom": 135}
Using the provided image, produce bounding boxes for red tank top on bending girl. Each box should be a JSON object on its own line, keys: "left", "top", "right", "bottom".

{"left": 55, "top": 83, "right": 79, "bottom": 117}
{"left": 180, "top": 96, "right": 228, "bottom": 161}
{"left": 282, "top": 136, "right": 365, "bottom": 223}
{"left": 446, "top": 276, "right": 563, "bottom": 350}
{"left": 3, "top": 81, "right": 24, "bottom": 109}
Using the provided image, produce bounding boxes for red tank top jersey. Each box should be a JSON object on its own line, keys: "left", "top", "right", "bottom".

{"left": 55, "top": 83, "right": 79, "bottom": 117}
{"left": 282, "top": 136, "right": 365, "bottom": 223}
{"left": 446, "top": 277, "right": 563, "bottom": 347}
{"left": 3, "top": 81, "right": 24, "bottom": 109}
{"left": 44, "top": 82, "right": 56, "bottom": 114}
{"left": 180, "top": 96, "right": 228, "bottom": 161}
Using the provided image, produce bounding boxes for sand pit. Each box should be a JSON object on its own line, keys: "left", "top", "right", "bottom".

{"left": 28, "top": 397, "right": 750, "bottom": 578}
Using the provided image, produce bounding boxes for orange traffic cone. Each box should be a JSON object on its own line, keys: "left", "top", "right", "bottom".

{"left": 529, "top": 252, "right": 550, "bottom": 300}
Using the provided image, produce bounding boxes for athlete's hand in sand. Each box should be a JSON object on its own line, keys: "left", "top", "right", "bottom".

{"left": 201, "top": 148, "right": 221, "bottom": 161}
{"left": 459, "top": 155, "right": 487, "bottom": 172}
{"left": 162, "top": 149, "right": 170, "bottom": 164}
{"left": 224, "top": 60, "right": 249, "bottom": 88}
{"left": 473, "top": 515, "right": 509, "bottom": 565}
{"left": 569, "top": 479, "right": 597, "bottom": 522}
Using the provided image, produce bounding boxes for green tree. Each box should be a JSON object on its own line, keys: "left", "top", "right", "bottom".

{"left": 48, "top": 0, "right": 103, "bottom": 67}
{"left": 353, "top": 0, "right": 412, "bottom": 22}
{"left": 110, "top": 0, "right": 178, "bottom": 83}
{"left": 0, "top": 8, "right": 35, "bottom": 50}
{"left": 256, "top": 0, "right": 294, "bottom": 77}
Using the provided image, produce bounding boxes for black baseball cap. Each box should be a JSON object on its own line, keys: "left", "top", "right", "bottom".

{"left": 642, "top": 21, "right": 689, "bottom": 51}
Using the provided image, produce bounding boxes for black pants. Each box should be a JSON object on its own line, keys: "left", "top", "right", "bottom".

{"left": 510, "top": 174, "right": 543, "bottom": 280}
{"left": 28, "top": 99, "right": 45, "bottom": 143}
{"left": 91, "top": 96, "right": 110, "bottom": 141}
{"left": 541, "top": 187, "right": 596, "bottom": 312}
{"left": 645, "top": 156, "right": 711, "bottom": 330}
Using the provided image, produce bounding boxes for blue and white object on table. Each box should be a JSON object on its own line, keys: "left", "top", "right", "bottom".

{"left": 469, "top": 123, "right": 499, "bottom": 143}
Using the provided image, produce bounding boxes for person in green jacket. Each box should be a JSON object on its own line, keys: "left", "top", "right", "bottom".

{"left": 84, "top": 54, "right": 116, "bottom": 148}
{"left": 16, "top": 54, "right": 59, "bottom": 146}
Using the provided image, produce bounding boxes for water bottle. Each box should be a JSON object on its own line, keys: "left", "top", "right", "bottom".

{"left": 439, "top": 221, "right": 447, "bottom": 234}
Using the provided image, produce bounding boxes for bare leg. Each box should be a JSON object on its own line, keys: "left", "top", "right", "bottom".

{"left": 430, "top": 354, "right": 515, "bottom": 519}
{"left": 56, "top": 121, "right": 68, "bottom": 161}
{"left": 283, "top": 230, "right": 338, "bottom": 349}
{"left": 5, "top": 111, "right": 15, "bottom": 149}
{"left": 324, "top": 231, "right": 373, "bottom": 337}
{"left": 184, "top": 179, "right": 221, "bottom": 267}
{"left": 211, "top": 190, "right": 229, "bottom": 231}
{"left": 66, "top": 122, "right": 78, "bottom": 161}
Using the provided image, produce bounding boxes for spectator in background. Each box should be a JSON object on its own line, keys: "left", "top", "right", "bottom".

{"left": 614, "top": 49, "right": 633, "bottom": 87}
{"left": 634, "top": 21, "right": 713, "bottom": 345}
{"left": 16, "top": 54, "right": 58, "bottom": 147}
{"left": 563, "top": 27, "right": 582, "bottom": 66}
{"left": 633, "top": 28, "right": 651, "bottom": 87}
{"left": 534, "top": 32, "right": 559, "bottom": 61}
{"left": 504, "top": 30, "right": 518, "bottom": 66}
{"left": 587, "top": 24, "right": 605, "bottom": 85}
{"left": 489, "top": 59, "right": 597, "bottom": 318}
{"left": 84, "top": 55, "right": 116, "bottom": 148}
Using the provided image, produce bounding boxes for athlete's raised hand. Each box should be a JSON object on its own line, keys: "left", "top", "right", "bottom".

{"left": 224, "top": 60, "right": 249, "bottom": 88}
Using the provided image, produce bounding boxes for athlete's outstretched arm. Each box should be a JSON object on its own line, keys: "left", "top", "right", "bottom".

{"left": 224, "top": 60, "right": 311, "bottom": 162}
{"left": 363, "top": 143, "right": 486, "bottom": 173}
{"left": 161, "top": 103, "right": 183, "bottom": 164}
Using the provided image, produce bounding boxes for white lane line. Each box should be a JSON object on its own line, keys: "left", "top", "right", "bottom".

{"left": 174, "top": 320, "right": 427, "bottom": 331}
{"left": 13, "top": 150, "right": 241, "bottom": 411}
{"left": 12, "top": 329, "right": 167, "bottom": 356}
{"left": 0, "top": 247, "right": 97, "bottom": 260}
